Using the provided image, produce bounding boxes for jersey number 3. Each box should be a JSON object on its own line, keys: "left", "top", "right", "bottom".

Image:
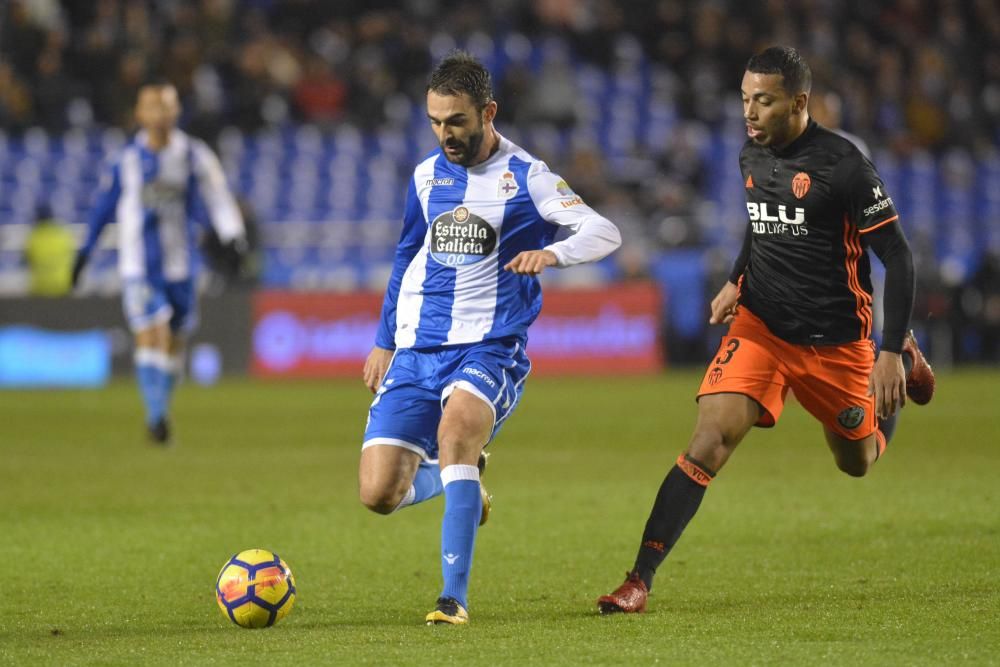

{"left": 715, "top": 339, "right": 740, "bottom": 365}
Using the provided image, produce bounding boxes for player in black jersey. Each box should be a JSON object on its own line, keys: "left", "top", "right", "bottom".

{"left": 597, "top": 46, "right": 936, "bottom": 614}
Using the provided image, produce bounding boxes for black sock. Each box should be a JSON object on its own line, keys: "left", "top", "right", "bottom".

{"left": 632, "top": 457, "right": 713, "bottom": 591}
{"left": 877, "top": 351, "right": 913, "bottom": 447}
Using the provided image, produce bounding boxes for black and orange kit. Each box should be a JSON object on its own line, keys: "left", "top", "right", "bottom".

{"left": 700, "top": 120, "right": 915, "bottom": 439}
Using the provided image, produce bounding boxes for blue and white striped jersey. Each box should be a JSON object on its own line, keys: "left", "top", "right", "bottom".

{"left": 376, "top": 134, "right": 621, "bottom": 350}
{"left": 81, "top": 129, "right": 244, "bottom": 283}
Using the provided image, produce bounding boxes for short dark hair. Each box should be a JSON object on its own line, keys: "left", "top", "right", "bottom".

{"left": 427, "top": 50, "right": 493, "bottom": 110}
{"left": 746, "top": 46, "right": 812, "bottom": 94}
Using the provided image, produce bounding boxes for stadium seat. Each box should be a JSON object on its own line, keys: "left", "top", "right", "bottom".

{"left": 0, "top": 57, "right": 996, "bottom": 298}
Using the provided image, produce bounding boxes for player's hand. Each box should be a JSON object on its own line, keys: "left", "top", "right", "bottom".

{"left": 363, "top": 346, "right": 394, "bottom": 394}
{"left": 70, "top": 251, "right": 88, "bottom": 289}
{"left": 221, "top": 237, "right": 249, "bottom": 277}
{"left": 709, "top": 281, "right": 740, "bottom": 324}
{"left": 504, "top": 250, "right": 558, "bottom": 275}
{"left": 868, "top": 351, "right": 906, "bottom": 420}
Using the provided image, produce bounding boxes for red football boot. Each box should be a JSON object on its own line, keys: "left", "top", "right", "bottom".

{"left": 597, "top": 571, "right": 648, "bottom": 614}
{"left": 902, "top": 330, "right": 935, "bottom": 405}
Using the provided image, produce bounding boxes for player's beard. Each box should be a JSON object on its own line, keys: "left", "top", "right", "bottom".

{"left": 758, "top": 110, "right": 795, "bottom": 148}
{"left": 442, "top": 124, "right": 485, "bottom": 167}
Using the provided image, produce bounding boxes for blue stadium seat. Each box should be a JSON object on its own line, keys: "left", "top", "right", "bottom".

{"left": 1, "top": 46, "right": 996, "bottom": 298}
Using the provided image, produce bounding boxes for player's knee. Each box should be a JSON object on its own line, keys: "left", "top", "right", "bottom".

{"left": 831, "top": 439, "right": 877, "bottom": 478}
{"left": 358, "top": 483, "right": 404, "bottom": 515}
{"left": 692, "top": 398, "right": 753, "bottom": 451}
{"left": 834, "top": 452, "right": 873, "bottom": 477}
{"left": 687, "top": 422, "right": 739, "bottom": 470}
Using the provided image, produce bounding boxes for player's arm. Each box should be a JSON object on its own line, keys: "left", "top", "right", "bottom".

{"left": 728, "top": 223, "right": 752, "bottom": 285}
{"left": 73, "top": 162, "right": 122, "bottom": 287}
{"left": 710, "top": 224, "right": 752, "bottom": 324}
{"left": 506, "top": 164, "right": 621, "bottom": 275}
{"left": 865, "top": 223, "right": 914, "bottom": 354}
{"left": 843, "top": 151, "right": 914, "bottom": 418}
{"left": 367, "top": 178, "right": 426, "bottom": 392}
{"left": 863, "top": 220, "right": 914, "bottom": 419}
{"left": 865, "top": 221, "right": 914, "bottom": 419}
{"left": 192, "top": 140, "right": 246, "bottom": 244}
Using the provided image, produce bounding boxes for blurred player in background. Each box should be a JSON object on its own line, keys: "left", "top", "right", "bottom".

{"left": 72, "top": 82, "right": 246, "bottom": 445}
{"left": 360, "top": 51, "right": 621, "bottom": 625}
{"left": 809, "top": 88, "right": 871, "bottom": 157}
{"left": 24, "top": 204, "right": 75, "bottom": 296}
{"left": 597, "top": 46, "right": 935, "bottom": 614}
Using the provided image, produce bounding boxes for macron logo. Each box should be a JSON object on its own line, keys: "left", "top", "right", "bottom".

{"left": 462, "top": 367, "right": 496, "bottom": 388}
{"left": 444, "top": 553, "right": 460, "bottom": 565}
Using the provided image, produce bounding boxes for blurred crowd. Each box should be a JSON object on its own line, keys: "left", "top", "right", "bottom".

{"left": 2, "top": 0, "right": 999, "bottom": 363}
{"left": 2, "top": 0, "right": 998, "bottom": 148}
{"left": 3, "top": 0, "right": 998, "bottom": 240}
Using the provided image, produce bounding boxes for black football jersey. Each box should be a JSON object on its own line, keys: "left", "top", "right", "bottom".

{"left": 738, "top": 120, "right": 899, "bottom": 345}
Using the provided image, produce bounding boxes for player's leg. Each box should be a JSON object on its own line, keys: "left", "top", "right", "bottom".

{"left": 358, "top": 445, "right": 424, "bottom": 513}
{"left": 133, "top": 322, "right": 172, "bottom": 442}
{"left": 833, "top": 330, "right": 935, "bottom": 471}
{"left": 637, "top": 392, "right": 761, "bottom": 578}
{"left": 597, "top": 393, "right": 760, "bottom": 614}
{"left": 427, "top": 338, "right": 529, "bottom": 625}
{"left": 792, "top": 339, "right": 902, "bottom": 477}
{"left": 426, "top": 388, "right": 493, "bottom": 625}
{"left": 599, "top": 309, "right": 787, "bottom": 614}
{"left": 823, "top": 429, "right": 880, "bottom": 477}
{"left": 162, "top": 280, "right": 197, "bottom": 421}
{"left": 124, "top": 279, "right": 173, "bottom": 443}
{"left": 359, "top": 348, "right": 445, "bottom": 513}
{"left": 823, "top": 372, "right": 912, "bottom": 478}
{"left": 164, "top": 333, "right": 185, "bottom": 413}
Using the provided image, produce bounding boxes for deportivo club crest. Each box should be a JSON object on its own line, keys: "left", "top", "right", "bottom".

{"left": 429, "top": 206, "right": 497, "bottom": 267}
{"left": 498, "top": 171, "right": 519, "bottom": 199}
{"left": 837, "top": 406, "right": 865, "bottom": 429}
{"left": 792, "top": 172, "right": 811, "bottom": 199}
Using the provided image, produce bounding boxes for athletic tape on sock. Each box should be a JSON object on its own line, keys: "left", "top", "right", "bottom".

{"left": 440, "top": 464, "right": 480, "bottom": 487}
{"left": 134, "top": 348, "right": 171, "bottom": 371}
{"left": 675, "top": 454, "right": 715, "bottom": 487}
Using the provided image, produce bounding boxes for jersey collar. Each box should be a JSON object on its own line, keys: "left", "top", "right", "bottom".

{"left": 136, "top": 128, "right": 185, "bottom": 152}
{"left": 769, "top": 119, "right": 818, "bottom": 157}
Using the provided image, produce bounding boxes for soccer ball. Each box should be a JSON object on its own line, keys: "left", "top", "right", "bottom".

{"left": 216, "top": 549, "right": 296, "bottom": 628}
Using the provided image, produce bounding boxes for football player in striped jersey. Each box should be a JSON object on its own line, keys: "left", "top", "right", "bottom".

{"left": 358, "top": 51, "right": 621, "bottom": 625}
{"left": 73, "top": 82, "right": 246, "bottom": 444}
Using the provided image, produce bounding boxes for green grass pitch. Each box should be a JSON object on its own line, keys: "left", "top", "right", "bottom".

{"left": 2, "top": 371, "right": 998, "bottom": 665}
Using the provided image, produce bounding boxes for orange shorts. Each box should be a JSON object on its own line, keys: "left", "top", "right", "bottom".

{"left": 697, "top": 307, "right": 877, "bottom": 440}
